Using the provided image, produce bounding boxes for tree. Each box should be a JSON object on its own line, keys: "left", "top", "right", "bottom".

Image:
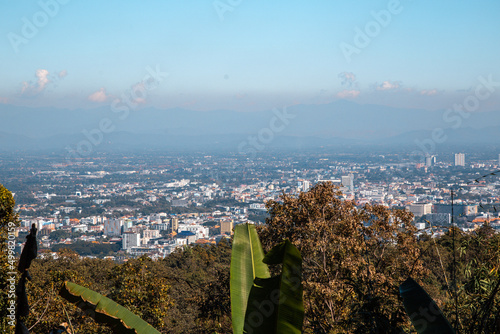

{"left": 0, "top": 184, "right": 20, "bottom": 331}
{"left": 160, "top": 241, "right": 232, "bottom": 333}
{"left": 60, "top": 281, "right": 161, "bottom": 333}
{"left": 107, "top": 256, "right": 173, "bottom": 331}
{"left": 413, "top": 225, "right": 500, "bottom": 333}
{"left": 258, "top": 182, "right": 425, "bottom": 333}
{"left": 26, "top": 250, "right": 116, "bottom": 333}
{"left": 453, "top": 227, "right": 500, "bottom": 333}
{"left": 49, "top": 229, "right": 71, "bottom": 242}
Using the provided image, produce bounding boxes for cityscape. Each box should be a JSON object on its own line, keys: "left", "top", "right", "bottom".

{"left": 3, "top": 149, "right": 500, "bottom": 260}
{"left": 1, "top": 0, "right": 500, "bottom": 333}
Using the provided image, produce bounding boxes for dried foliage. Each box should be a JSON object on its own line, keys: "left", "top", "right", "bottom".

{"left": 258, "top": 182, "right": 425, "bottom": 333}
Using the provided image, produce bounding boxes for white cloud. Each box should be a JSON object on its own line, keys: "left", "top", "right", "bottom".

{"left": 420, "top": 89, "right": 438, "bottom": 96}
{"left": 88, "top": 88, "right": 109, "bottom": 102}
{"left": 338, "top": 72, "right": 357, "bottom": 87}
{"left": 376, "top": 80, "right": 401, "bottom": 91}
{"left": 36, "top": 69, "right": 49, "bottom": 89}
{"left": 58, "top": 70, "right": 68, "bottom": 78}
{"left": 337, "top": 89, "right": 360, "bottom": 98}
{"left": 21, "top": 69, "right": 51, "bottom": 95}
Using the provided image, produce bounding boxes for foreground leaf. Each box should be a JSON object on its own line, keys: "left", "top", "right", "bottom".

{"left": 399, "top": 277, "right": 454, "bottom": 334}
{"left": 231, "top": 223, "right": 271, "bottom": 334}
{"left": 60, "top": 281, "right": 160, "bottom": 334}
{"left": 243, "top": 240, "right": 304, "bottom": 334}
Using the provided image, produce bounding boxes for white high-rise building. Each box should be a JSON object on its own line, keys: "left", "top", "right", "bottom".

{"left": 122, "top": 232, "right": 141, "bottom": 250}
{"left": 303, "top": 180, "right": 310, "bottom": 192}
{"left": 177, "top": 223, "right": 209, "bottom": 239}
{"left": 341, "top": 174, "right": 354, "bottom": 191}
{"left": 297, "top": 180, "right": 311, "bottom": 192}
{"left": 408, "top": 203, "right": 433, "bottom": 217}
{"left": 455, "top": 153, "right": 465, "bottom": 166}
{"left": 142, "top": 229, "right": 160, "bottom": 245}
{"left": 425, "top": 155, "right": 436, "bottom": 167}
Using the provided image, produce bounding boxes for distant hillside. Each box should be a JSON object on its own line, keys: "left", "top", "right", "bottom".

{"left": 1, "top": 101, "right": 500, "bottom": 152}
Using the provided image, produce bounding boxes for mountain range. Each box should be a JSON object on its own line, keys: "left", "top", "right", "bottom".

{"left": 1, "top": 100, "right": 499, "bottom": 153}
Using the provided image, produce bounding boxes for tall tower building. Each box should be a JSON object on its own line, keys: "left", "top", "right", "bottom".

{"left": 220, "top": 220, "right": 234, "bottom": 235}
{"left": 297, "top": 180, "right": 311, "bottom": 192}
{"left": 454, "top": 153, "right": 465, "bottom": 166}
{"left": 425, "top": 155, "right": 433, "bottom": 167}
{"left": 122, "top": 232, "right": 141, "bottom": 251}
{"left": 169, "top": 218, "right": 179, "bottom": 233}
{"left": 341, "top": 174, "right": 354, "bottom": 192}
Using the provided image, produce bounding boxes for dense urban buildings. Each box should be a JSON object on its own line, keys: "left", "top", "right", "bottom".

{"left": 2, "top": 149, "right": 500, "bottom": 260}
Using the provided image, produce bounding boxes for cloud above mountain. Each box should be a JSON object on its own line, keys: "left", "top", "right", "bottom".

{"left": 337, "top": 90, "right": 360, "bottom": 98}
{"left": 19, "top": 69, "right": 68, "bottom": 97}
{"left": 21, "top": 69, "right": 50, "bottom": 96}
{"left": 88, "top": 88, "right": 109, "bottom": 102}
{"left": 376, "top": 80, "right": 401, "bottom": 91}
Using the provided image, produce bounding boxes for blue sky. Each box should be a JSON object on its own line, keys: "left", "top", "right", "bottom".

{"left": 1, "top": 0, "right": 499, "bottom": 111}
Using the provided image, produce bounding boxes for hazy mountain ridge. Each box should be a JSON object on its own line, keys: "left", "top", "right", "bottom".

{"left": 1, "top": 101, "right": 499, "bottom": 151}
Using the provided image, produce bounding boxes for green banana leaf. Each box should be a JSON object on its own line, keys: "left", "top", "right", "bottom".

{"left": 399, "top": 277, "right": 454, "bottom": 334}
{"left": 243, "top": 240, "right": 304, "bottom": 334}
{"left": 231, "top": 223, "right": 271, "bottom": 334}
{"left": 60, "top": 281, "right": 161, "bottom": 334}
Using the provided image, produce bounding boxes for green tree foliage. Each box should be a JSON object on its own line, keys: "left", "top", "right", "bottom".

{"left": 48, "top": 229, "right": 71, "bottom": 242}
{"left": 418, "top": 225, "right": 500, "bottom": 333}
{"left": 22, "top": 241, "right": 231, "bottom": 333}
{"left": 0, "top": 184, "right": 19, "bottom": 331}
{"left": 161, "top": 241, "right": 232, "bottom": 333}
{"left": 0, "top": 183, "right": 18, "bottom": 229}
{"left": 107, "top": 256, "right": 173, "bottom": 330}
{"left": 26, "top": 250, "right": 116, "bottom": 333}
{"left": 60, "top": 281, "right": 161, "bottom": 334}
{"left": 51, "top": 241, "right": 121, "bottom": 256}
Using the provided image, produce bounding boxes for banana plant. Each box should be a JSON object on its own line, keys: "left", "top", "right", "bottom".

{"left": 59, "top": 281, "right": 161, "bottom": 334}
{"left": 399, "top": 277, "right": 454, "bottom": 334}
{"left": 230, "top": 223, "right": 304, "bottom": 334}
